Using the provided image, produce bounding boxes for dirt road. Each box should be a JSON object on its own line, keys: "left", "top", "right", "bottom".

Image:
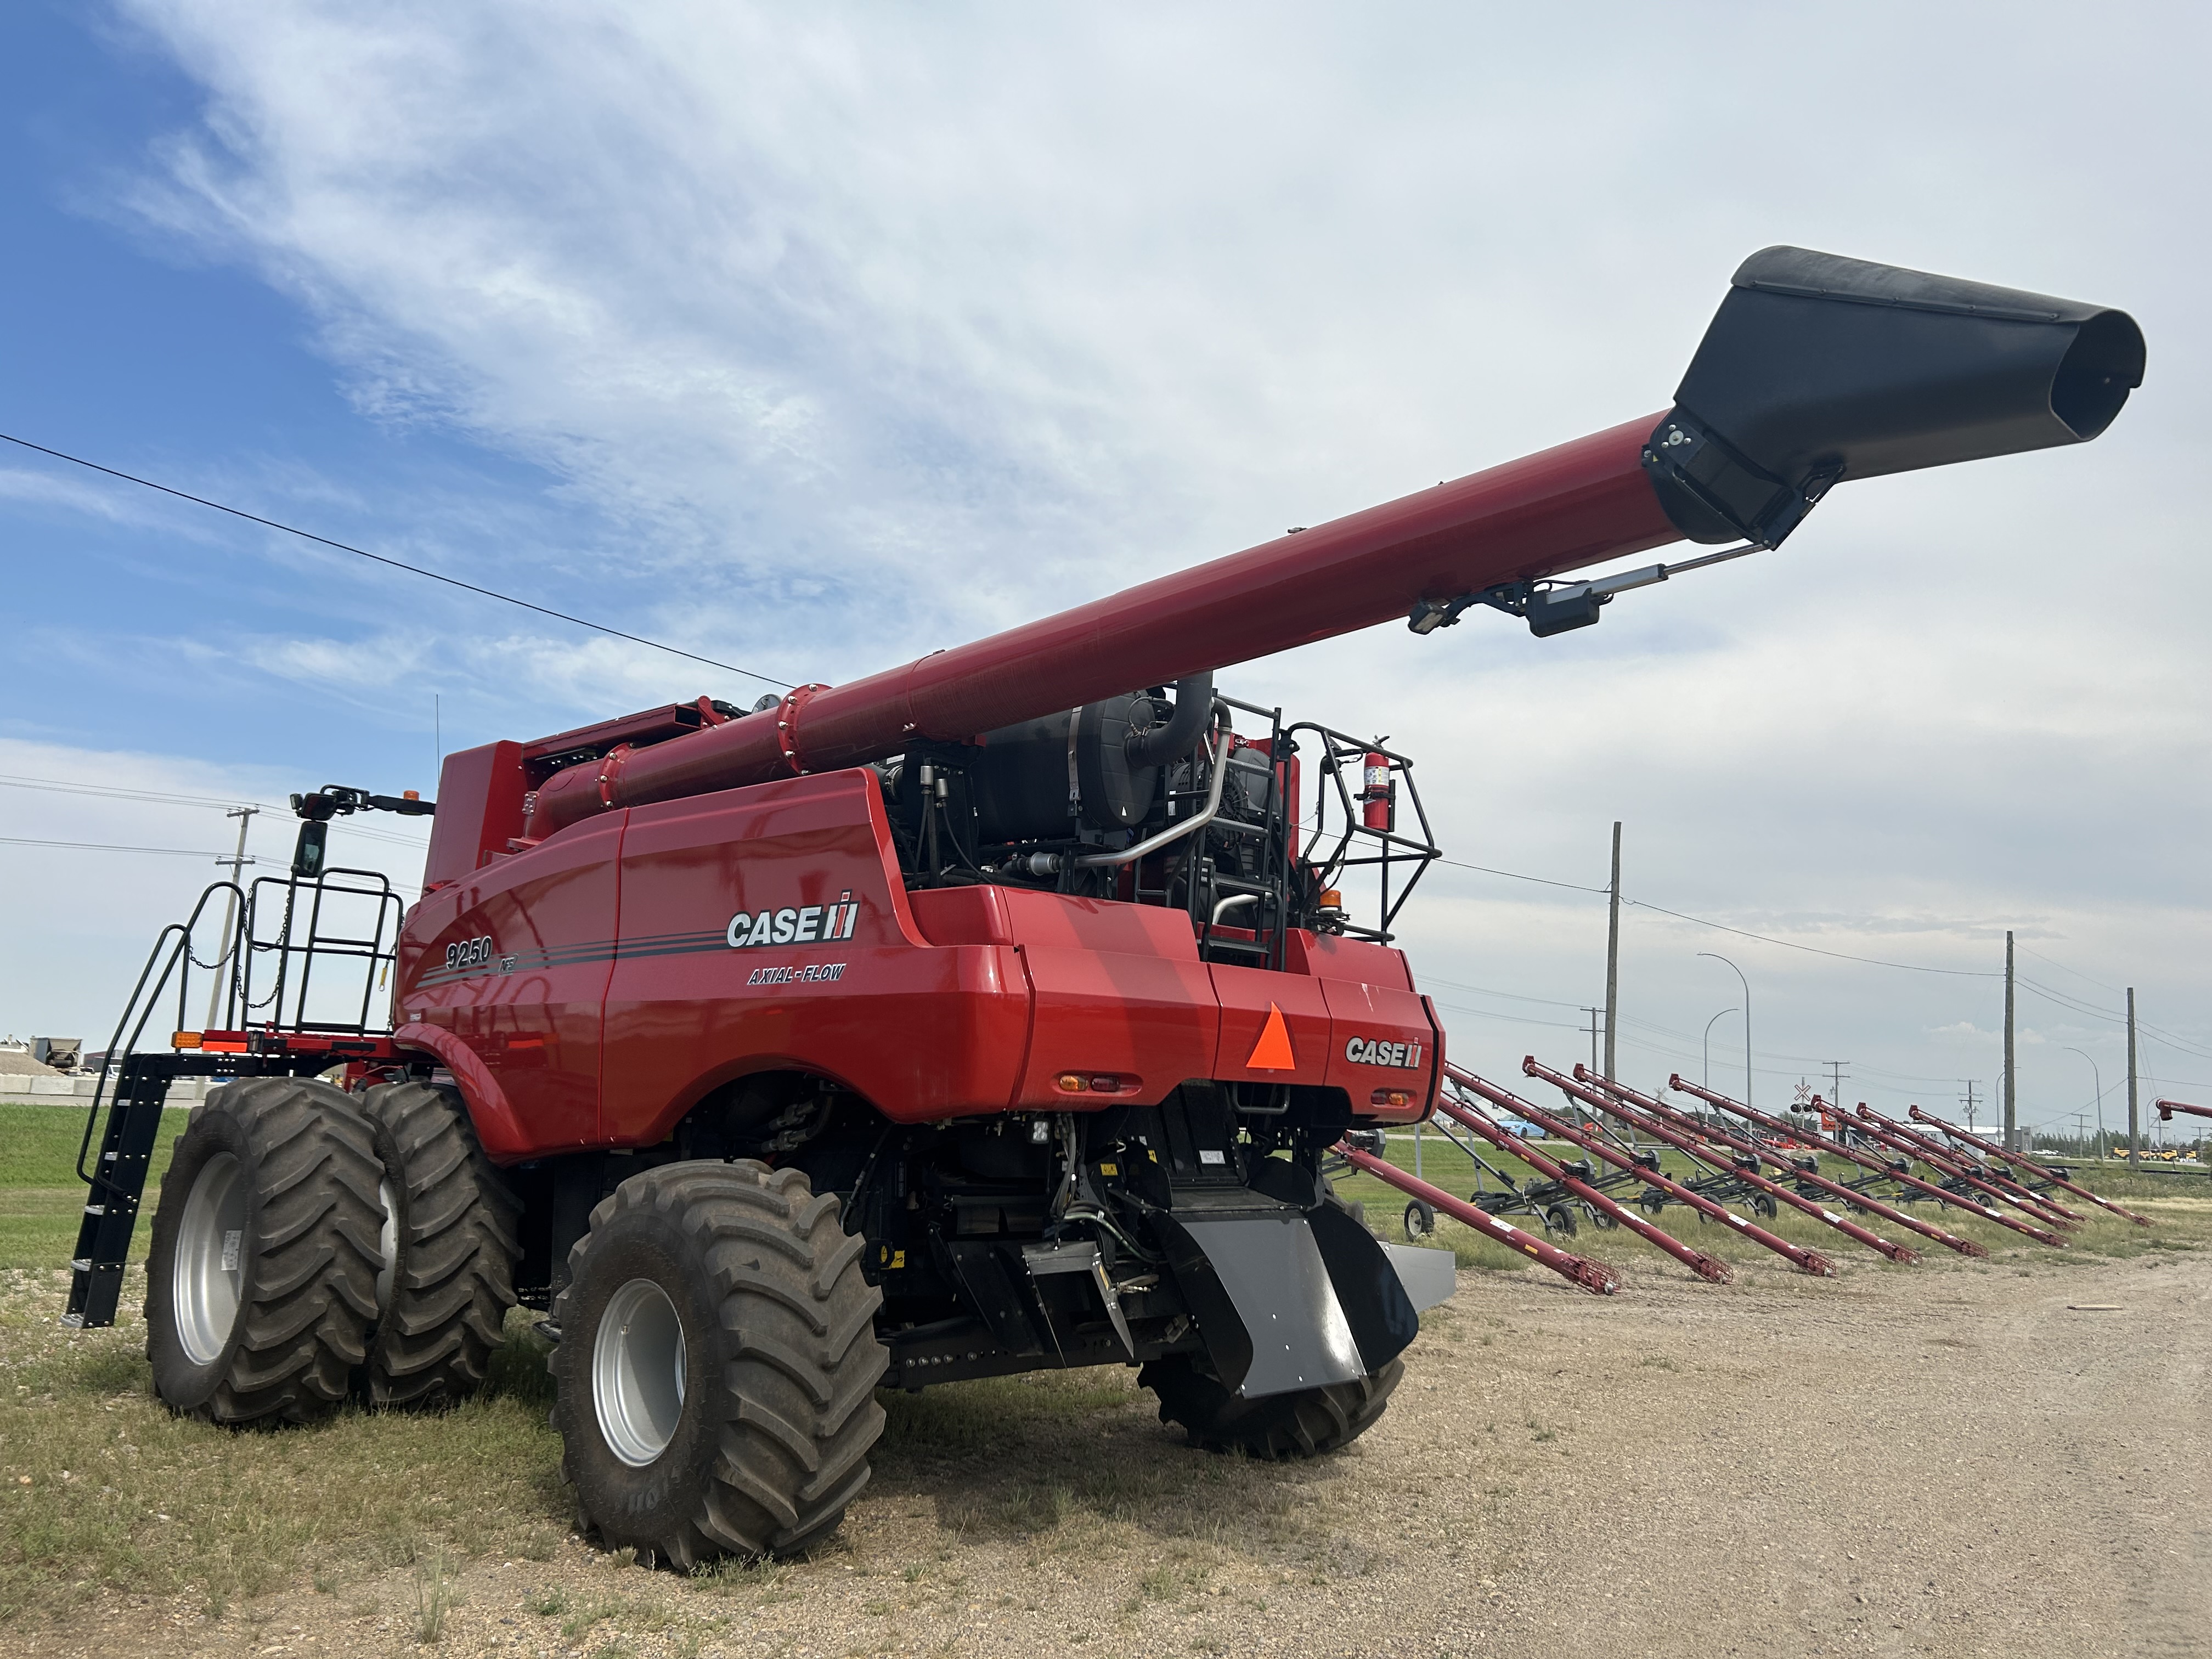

{"left": 4, "top": 1207, "right": 2204, "bottom": 1658}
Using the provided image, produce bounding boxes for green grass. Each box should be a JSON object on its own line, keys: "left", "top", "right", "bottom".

{"left": 0, "top": 1105, "right": 191, "bottom": 1272}
{"left": 0, "top": 1287, "right": 566, "bottom": 1621}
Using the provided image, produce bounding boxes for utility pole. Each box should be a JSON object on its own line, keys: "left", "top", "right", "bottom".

{"left": 1959, "top": 1079, "right": 1980, "bottom": 1135}
{"left": 204, "top": 805, "right": 258, "bottom": 1030}
{"left": 2126, "top": 986, "right": 2140, "bottom": 1166}
{"left": 1604, "top": 821, "right": 1621, "bottom": 1082}
{"left": 1582, "top": 1007, "right": 1602, "bottom": 1077}
{"left": 2002, "top": 930, "right": 2017, "bottom": 1150}
{"left": 1825, "top": 1062, "right": 1850, "bottom": 1117}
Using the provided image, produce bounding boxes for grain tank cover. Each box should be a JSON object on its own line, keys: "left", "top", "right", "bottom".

{"left": 1645, "top": 246, "right": 2145, "bottom": 548}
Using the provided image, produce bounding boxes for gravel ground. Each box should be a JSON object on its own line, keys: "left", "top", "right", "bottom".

{"left": 3, "top": 1204, "right": 2204, "bottom": 1658}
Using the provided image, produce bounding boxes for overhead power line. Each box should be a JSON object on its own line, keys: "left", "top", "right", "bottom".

{"left": 0, "top": 431, "right": 790, "bottom": 691}
{"left": 0, "top": 835, "right": 222, "bottom": 857}
{"left": 1432, "top": 857, "right": 2002, "bottom": 977}
{"left": 1435, "top": 856, "right": 1611, "bottom": 896}
{"left": 0, "top": 774, "right": 429, "bottom": 851}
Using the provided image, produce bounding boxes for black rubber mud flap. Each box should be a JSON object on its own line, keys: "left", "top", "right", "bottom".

{"left": 1154, "top": 1211, "right": 1363, "bottom": 1400}
{"left": 1305, "top": 1200, "right": 1419, "bottom": 1375}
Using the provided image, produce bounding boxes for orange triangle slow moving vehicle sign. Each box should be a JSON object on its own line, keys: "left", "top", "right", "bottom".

{"left": 1245, "top": 1002, "right": 1295, "bottom": 1071}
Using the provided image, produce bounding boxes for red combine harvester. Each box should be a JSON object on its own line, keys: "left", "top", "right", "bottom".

{"left": 66, "top": 248, "right": 2141, "bottom": 1565}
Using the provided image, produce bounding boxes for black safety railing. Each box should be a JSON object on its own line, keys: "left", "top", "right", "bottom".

{"left": 64, "top": 867, "right": 404, "bottom": 1329}
{"left": 1289, "top": 723, "right": 1441, "bottom": 943}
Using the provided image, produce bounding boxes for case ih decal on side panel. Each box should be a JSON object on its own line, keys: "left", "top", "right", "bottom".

{"left": 597, "top": 772, "right": 1034, "bottom": 1145}
{"left": 726, "top": 896, "right": 864, "bottom": 947}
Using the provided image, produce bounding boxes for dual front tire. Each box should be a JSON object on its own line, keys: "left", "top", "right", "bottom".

{"left": 144, "top": 1076, "right": 517, "bottom": 1424}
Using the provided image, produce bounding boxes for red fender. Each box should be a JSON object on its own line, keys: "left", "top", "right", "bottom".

{"left": 392, "top": 1022, "right": 534, "bottom": 1163}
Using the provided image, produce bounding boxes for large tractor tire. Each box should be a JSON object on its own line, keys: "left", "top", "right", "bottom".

{"left": 144, "top": 1076, "right": 385, "bottom": 1425}
{"left": 1140, "top": 1353, "right": 1404, "bottom": 1460}
{"left": 357, "top": 1080, "right": 521, "bottom": 1408}
{"left": 549, "top": 1161, "right": 888, "bottom": 1566}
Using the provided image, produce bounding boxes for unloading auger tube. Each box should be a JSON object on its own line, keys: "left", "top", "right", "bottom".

{"left": 522, "top": 247, "right": 2142, "bottom": 838}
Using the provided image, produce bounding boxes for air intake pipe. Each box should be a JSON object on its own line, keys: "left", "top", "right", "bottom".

{"left": 1125, "top": 674, "right": 1215, "bottom": 766}
{"left": 525, "top": 246, "right": 2141, "bottom": 838}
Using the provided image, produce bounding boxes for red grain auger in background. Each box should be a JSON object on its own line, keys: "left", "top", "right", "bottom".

{"left": 1579, "top": 1073, "right": 1921, "bottom": 1263}
{"left": 1334, "top": 1137, "right": 1623, "bottom": 1296}
{"left": 1505, "top": 1060, "right": 1836, "bottom": 1276}
{"left": 1851, "top": 1104, "right": 2082, "bottom": 1228}
{"left": 1530, "top": 1060, "right": 1854, "bottom": 1272}
{"left": 1847, "top": 1107, "right": 2072, "bottom": 1247}
{"left": 63, "top": 247, "right": 2142, "bottom": 1566}
{"left": 2155, "top": 1099, "right": 2212, "bottom": 1124}
{"left": 1667, "top": 1075, "right": 1990, "bottom": 1257}
{"left": 1909, "top": 1104, "right": 2152, "bottom": 1226}
{"left": 1443, "top": 1068, "right": 1733, "bottom": 1283}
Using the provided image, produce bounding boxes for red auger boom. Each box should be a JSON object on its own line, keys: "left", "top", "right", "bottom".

{"left": 1334, "top": 1141, "right": 1623, "bottom": 1296}
{"left": 1909, "top": 1104, "right": 2151, "bottom": 1225}
{"left": 1846, "top": 1106, "right": 2070, "bottom": 1246}
{"left": 439, "top": 244, "right": 2148, "bottom": 859}
{"left": 1667, "top": 1076, "right": 1989, "bottom": 1257}
{"left": 1501, "top": 1061, "right": 1835, "bottom": 1276}
{"left": 1441, "top": 1070, "right": 1733, "bottom": 1283}
{"left": 1579, "top": 1072, "right": 1920, "bottom": 1263}
{"left": 72, "top": 246, "right": 2142, "bottom": 1571}
{"left": 2156, "top": 1098, "right": 2212, "bottom": 1123}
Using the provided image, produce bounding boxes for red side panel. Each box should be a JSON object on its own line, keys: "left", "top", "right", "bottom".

{"left": 995, "top": 890, "right": 1218, "bottom": 1107}
{"left": 599, "top": 774, "right": 1030, "bottom": 1142}
{"left": 1210, "top": 962, "right": 1332, "bottom": 1086}
{"left": 1319, "top": 977, "right": 1442, "bottom": 1119}
{"left": 423, "top": 741, "right": 528, "bottom": 890}
{"left": 1282, "top": 928, "right": 1414, "bottom": 991}
{"left": 399, "top": 814, "right": 624, "bottom": 1150}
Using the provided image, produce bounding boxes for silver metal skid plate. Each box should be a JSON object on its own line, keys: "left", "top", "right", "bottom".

{"left": 1380, "top": 1242, "right": 1459, "bottom": 1313}
{"left": 1178, "top": 1216, "right": 1364, "bottom": 1398}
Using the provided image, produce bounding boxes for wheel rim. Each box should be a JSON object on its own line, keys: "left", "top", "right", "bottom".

{"left": 374, "top": 1180, "right": 399, "bottom": 1313}
{"left": 173, "top": 1152, "right": 248, "bottom": 1365}
{"left": 593, "top": 1278, "right": 687, "bottom": 1466}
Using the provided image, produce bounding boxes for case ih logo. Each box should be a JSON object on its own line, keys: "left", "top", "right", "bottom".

{"left": 726, "top": 891, "right": 863, "bottom": 949}
{"left": 1345, "top": 1036, "right": 1423, "bottom": 1070}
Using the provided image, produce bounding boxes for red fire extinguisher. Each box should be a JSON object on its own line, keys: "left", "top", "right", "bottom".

{"left": 1359, "top": 751, "right": 1395, "bottom": 832}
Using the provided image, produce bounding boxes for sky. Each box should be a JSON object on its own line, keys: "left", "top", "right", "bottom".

{"left": 1, "top": 1, "right": 2206, "bottom": 1143}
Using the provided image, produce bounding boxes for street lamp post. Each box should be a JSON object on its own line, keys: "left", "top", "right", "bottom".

{"left": 1703, "top": 1007, "right": 1739, "bottom": 1091}
{"left": 1699, "top": 953, "right": 1752, "bottom": 1108}
{"left": 2063, "top": 1046, "right": 2105, "bottom": 1164}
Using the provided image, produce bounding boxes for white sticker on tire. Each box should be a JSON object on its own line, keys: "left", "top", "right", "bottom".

{"left": 221, "top": 1230, "right": 242, "bottom": 1273}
